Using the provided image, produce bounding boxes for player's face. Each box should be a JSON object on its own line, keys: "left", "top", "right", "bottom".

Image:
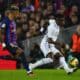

{"left": 13, "top": 10, "right": 19, "bottom": 19}
{"left": 8, "top": 12, "right": 14, "bottom": 20}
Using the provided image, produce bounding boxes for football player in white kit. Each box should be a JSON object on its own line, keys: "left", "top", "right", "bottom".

{"left": 29, "top": 14, "right": 75, "bottom": 74}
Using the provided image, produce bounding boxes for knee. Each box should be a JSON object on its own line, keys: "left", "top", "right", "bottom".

{"left": 54, "top": 53, "right": 63, "bottom": 60}
{"left": 47, "top": 52, "right": 53, "bottom": 59}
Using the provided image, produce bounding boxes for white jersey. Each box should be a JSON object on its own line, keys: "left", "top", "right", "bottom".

{"left": 42, "top": 19, "right": 60, "bottom": 44}
{"left": 40, "top": 19, "right": 60, "bottom": 57}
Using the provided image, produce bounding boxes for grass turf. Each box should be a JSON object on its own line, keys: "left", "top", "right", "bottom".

{"left": 0, "top": 69, "right": 80, "bottom": 80}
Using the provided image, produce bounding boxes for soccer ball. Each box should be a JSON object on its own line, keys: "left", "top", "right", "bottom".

{"left": 69, "top": 58, "right": 79, "bottom": 67}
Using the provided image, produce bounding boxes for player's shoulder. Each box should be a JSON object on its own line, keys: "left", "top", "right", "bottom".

{"left": 0, "top": 17, "right": 9, "bottom": 28}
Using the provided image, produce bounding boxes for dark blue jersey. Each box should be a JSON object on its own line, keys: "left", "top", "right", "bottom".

{"left": 0, "top": 17, "right": 17, "bottom": 45}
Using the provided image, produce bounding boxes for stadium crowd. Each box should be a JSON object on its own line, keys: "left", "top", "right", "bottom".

{"left": 0, "top": 0, "right": 80, "bottom": 69}
{"left": 0, "top": 0, "right": 80, "bottom": 39}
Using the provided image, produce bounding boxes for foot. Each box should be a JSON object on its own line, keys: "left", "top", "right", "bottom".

{"left": 29, "top": 63, "right": 34, "bottom": 71}
{"left": 27, "top": 71, "right": 33, "bottom": 76}
{"left": 73, "top": 67, "right": 78, "bottom": 72}
{"left": 67, "top": 68, "right": 74, "bottom": 75}
{"left": 67, "top": 67, "right": 78, "bottom": 75}
{"left": 67, "top": 72, "right": 73, "bottom": 75}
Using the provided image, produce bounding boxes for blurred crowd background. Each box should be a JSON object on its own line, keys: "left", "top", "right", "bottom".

{"left": 0, "top": 0, "right": 80, "bottom": 39}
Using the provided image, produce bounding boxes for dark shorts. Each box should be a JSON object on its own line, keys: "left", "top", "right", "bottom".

{"left": 6, "top": 44, "right": 18, "bottom": 55}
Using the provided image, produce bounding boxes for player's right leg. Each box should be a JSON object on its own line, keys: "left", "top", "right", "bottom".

{"left": 50, "top": 45, "right": 75, "bottom": 74}
{"left": 29, "top": 42, "right": 53, "bottom": 71}
{"left": 29, "top": 57, "right": 53, "bottom": 71}
{"left": 6, "top": 44, "right": 32, "bottom": 75}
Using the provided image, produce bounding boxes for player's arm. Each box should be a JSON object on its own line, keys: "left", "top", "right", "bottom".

{"left": 1, "top": 22, "right": 18, "bottom": 48}
{"left": 0, "top": 23, "right": 6, "bottom": 41}
{"left": 0, "top": 23, "right": 7, "bottom": 48}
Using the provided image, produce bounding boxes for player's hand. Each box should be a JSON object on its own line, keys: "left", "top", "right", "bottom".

{"left": 2, "top": 42, "right": 6, "bottom": 48}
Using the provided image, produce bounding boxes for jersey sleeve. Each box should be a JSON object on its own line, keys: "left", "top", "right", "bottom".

{"left": 0, "top": 23, "right": 6, "bottom": 28}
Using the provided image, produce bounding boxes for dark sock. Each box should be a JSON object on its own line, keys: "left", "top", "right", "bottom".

{"left": 19, "top": 52, "right": 30, "bottom": 72}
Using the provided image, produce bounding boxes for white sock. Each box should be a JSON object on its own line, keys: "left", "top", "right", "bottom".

{"left": 31, "top": 58, "right": 53, "bottom": 69}
{"left": 59, "top": 57, "right": 73, "bottom": 73}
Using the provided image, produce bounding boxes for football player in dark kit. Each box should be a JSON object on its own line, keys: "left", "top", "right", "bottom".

{"left": 0, "top": 6, "right": 32, "bottom": 76}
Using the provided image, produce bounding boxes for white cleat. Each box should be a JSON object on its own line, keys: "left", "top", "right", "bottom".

{"left": 29, "top": 63, "right": 34, "bottom": 71}
{"left": 67, "top": 68, "right": 75, "bottom": 75}
{"left": 27, "top": 70, "right": 33, "bottom": 76}
{"left": 27, "top": 64, "right": 34, "bottom": 76}
{"left": 27, "top": 70, "right": 32, "bottom": 74}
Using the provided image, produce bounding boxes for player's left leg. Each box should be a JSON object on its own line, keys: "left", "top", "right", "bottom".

{"left": 6, "top": 44, "right": 32, "bottom": 75}
{"left": 51, "top": 46, "right": 74, "bottom": 74}
{"left": 15, "top": 48, "right": 33, "bottom": 75}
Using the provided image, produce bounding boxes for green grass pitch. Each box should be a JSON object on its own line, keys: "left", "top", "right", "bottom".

{"left": 0, "top": 69, "right": 80, "bottom": 80}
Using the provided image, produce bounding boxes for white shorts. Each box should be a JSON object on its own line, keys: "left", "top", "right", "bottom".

{"left": 40, "top": 41, "right": 60, "bottom": 57}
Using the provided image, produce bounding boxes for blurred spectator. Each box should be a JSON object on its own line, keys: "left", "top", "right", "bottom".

{"left": 64, "top": 0, "right": 80, "bottom": 7}
{"left": 21, "top": 0, "right": 35, "bottom": 13}
{"left": 34, "top": 0, "right": 40, "bottom": 10}
{"left": 35, "top": 13, "right": 41, "bottom": 23}
{"left": 26, "top": 21, "right": 40, "bottom": 38}
{"left": 56, "top": 4, "right": 66, "bottom": 16}
{"left": 29, "top": 12, "right": 36, "bottom": 20}
{"left": 65, "top": 5, "right": 80, "bottom": 27}
{"left": 54, "top": 0, "right": 64, "bottom": 10}
{"left": 45, "top": 2, "right": 55, "bottom": 18}
{"left": 70, "top": 25, "right": 80, "bottom": 67}
{"left": 29, "top": 43, "right": 44, "bottom": 62}
{"left": 0, "top": 0, "right": 8, "bottom": 15}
